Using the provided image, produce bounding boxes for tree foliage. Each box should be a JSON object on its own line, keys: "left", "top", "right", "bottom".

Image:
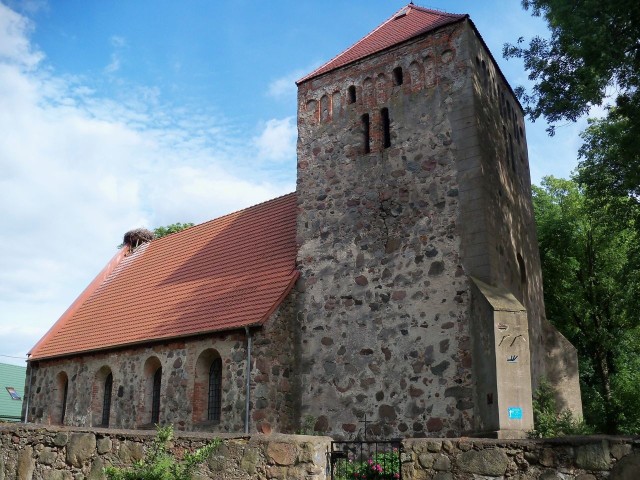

{"left": 532, "top": 176, "right": 640, "bottom": 433}
{"left": 504, "top": 0, "right": 640, "bottom": 196}
{"left": 104, "top": 425, "right": 220, "bottom": 480}
{"left": 153, "top": 223, "right": 194, "bottom": 239}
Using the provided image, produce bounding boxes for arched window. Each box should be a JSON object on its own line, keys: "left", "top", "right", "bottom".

{"left": 393, "top": 66, "right": 403, "bottom": 86}
{"left": 92, "top": 366, "right": 113, "bottom": 427}
{"left": 347, "top": 85, "right": 356, "bottom": 104}
{"left": 194, "top": 349, "right": 223, "bottom": 424}
{"left": 151, "top": 367, "right": 161, "bottom": 425}
{"left": 143, "top": 356, "right": 162, "bottom": 426}
{"left": 54, "top": 371, "right": 69, "bottom": 425}
{"left": 208, "top": 358, "right": 222, "bottom": 422}
{"left": 102, "top": 373, "right": 112, "bottom": 427}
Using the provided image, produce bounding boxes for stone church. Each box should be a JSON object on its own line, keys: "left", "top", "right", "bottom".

{"left": 25, "top": 4, "right": 581, "bottom": 439}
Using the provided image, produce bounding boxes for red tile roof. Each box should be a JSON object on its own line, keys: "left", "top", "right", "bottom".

{"left": 29, "top": 193, "right": 299, "bottom": 360}
{"left": 298, "top": 4, "right": 467, "bottom": 84}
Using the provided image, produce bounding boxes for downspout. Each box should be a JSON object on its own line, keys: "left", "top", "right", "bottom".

{"left": 244, "top": 326, "right": 253, "bottom": 434}
{"left": 23, "top": 360, "right": 34, "bottom": 423}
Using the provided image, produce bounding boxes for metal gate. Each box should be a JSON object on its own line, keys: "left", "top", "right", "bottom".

{"left": 330, "top": 440, "right": 402, "bottom": 479}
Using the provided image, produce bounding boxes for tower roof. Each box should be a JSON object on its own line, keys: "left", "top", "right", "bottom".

{"left": 29, "top": 193, "right": 299, "bottom": 361}
{"left": 298, "top": 4, "right": 467, "bottom": 84}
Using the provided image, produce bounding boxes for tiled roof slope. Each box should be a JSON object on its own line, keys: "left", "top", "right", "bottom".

{"left": 29, "top": 193, "right": 299, "bottom": 360}
{"left": 298, "top": 4, "right": 467, "bottom": 84}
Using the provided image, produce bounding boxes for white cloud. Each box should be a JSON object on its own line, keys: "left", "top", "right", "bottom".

{"left": 266, "top": 63, "right": 320, "bottom": 99}
{"left": 253, "top": 116, "right": 296, "bottom": 162}
{"left": 267, "top": 70, "right": 302, "bottom": 99}
{"left": 0, "top": 4, "right": 295, "bottom": 361}
{"left": 0, "top": 2, "right": 43, "bottom": 68}
{"left": 105, "top": 52, "right": 121, "bottom": 73}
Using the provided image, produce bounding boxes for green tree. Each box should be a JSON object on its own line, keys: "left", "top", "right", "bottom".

{"left": 504, "top": 0, "right": 640, "bottom": 196}
{"left": 153, "top": 222, "right": 194, "bottom": 239}
{"left": 532, "top": 176, "right": 640, "bottom": 433}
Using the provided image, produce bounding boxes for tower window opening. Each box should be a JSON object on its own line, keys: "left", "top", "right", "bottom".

{"left": 381, "top": 108, "right": 391, "bottom": 149}
{"left": 362, "top": 114, "right": 370, "bottom": 154}
{"left": 393, "top": 67, "right": 404, "bottom": 86}
{"left": 517, "top": 253, "right": 527, "bottom": 284}
{"left": 348, "top": 85, "right": 356, "bottom": 104}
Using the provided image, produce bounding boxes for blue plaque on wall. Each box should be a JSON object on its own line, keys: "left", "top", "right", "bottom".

{"left": 508, "top": 407, "right": 523, "bottom": 420}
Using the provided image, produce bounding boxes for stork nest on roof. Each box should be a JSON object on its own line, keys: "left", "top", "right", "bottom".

{"left": 123, "top": 228, "right": 155, "bottom": 249}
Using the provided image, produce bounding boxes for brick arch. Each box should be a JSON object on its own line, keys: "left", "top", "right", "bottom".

{"left": 193, "top": 348, "right": 223, "bottom": 424}
{"left": 91, "top": 365, "right": 113, "bottom": 427}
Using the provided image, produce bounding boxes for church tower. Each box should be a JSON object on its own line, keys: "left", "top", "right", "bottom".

{"left": 294, "top": 5, "right": 581, "bottom": 438}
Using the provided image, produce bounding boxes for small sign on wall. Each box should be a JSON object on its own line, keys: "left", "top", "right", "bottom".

{"left": 508, "top": 407, "right": 523, "bottom": 420}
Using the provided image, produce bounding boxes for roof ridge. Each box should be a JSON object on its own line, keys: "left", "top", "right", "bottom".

{"left": 297, "top": 4, "right": 410, "bottom": 85}
{"left": 150, "top": 191, "right": 296, "bottom": 246}
{"left": 408, "top": 4, "right": 464, "bottom": 18}
{"left": 297, "top": 3, "right": 467, "bottom": 84}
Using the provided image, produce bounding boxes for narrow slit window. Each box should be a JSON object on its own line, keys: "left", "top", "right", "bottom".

{"left": 151, "top": 367, "right": 161, "bottom": 424}
{"left": 61, "top": 379, "right": 68, "bottom": 424}
{"left": 348, "top": 85, "right": 356, "bottom": 104}
{"left": 393, "top": 67, "right": 403, "bottom": 86}
{"left": 362, "top": 114, "right": 370, "bottom": 154}
{"left": 102, "top": 373, "right": 112, "bottom": 427}
{"left": 381, "top": 108, "right": 391, "bottom": 149}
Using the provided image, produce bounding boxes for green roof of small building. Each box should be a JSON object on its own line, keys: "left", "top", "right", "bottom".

{"left": 0, "top": 363, "right": 26, "bottom": 421}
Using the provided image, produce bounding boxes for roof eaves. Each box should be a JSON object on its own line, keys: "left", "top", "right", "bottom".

{"left": 28, "top": 246, "right": 132, "bottom": 359}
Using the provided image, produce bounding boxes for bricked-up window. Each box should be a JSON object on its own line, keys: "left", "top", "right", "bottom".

{"left": 381, "top": 107, "right": 391, "bottom": 149}
{"left": 348, "top": 85, "right": 356, "bottom": 104}
{"left": 102, "top": 373, "right": 112, "bottom": 427}
{"left": 151, "top": 367, "right": 161, "bottom": 425}
{"left": 362, "top": 113, "right": 370, "bottom": 154}
{"left": 208, "top": 358, "right": 222, "bottom": 422}
{"left": 393, "top": 66, "right": 403, "bottom": 86}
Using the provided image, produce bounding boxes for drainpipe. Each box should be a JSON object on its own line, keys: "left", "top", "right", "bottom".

{"left": 244, "top": 326, "right": 253, "bottom": 434}
{"left": 23, "top": 360, "right": 34, "bottom": 423}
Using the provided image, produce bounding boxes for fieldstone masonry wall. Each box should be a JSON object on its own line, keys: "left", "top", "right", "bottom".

{"left": 25, "top": 300, "right": 299, "bottom": 435}
{"left": 2, "top": 424, "right": 639, "bottom": 479}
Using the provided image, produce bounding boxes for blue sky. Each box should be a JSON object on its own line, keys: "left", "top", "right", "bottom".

{"left": 0, "top": 1, "right": 589, "bottom": 366}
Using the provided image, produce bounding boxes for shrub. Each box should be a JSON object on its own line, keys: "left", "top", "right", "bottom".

{"left": 528, "top": 378, "right": 592, "bottom": 438}
{"left": 104, "top": 425, "right": 220, "bottom": 480}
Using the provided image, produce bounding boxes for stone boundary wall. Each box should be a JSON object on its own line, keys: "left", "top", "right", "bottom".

{"left": 1, "top": 424, "right": 639, "bottom": 479}
{"left": 403, "top": 436, "right": 639, "bottom": 479}
{"left": 0, "top": 424, "right": 330, "bottom": 480}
